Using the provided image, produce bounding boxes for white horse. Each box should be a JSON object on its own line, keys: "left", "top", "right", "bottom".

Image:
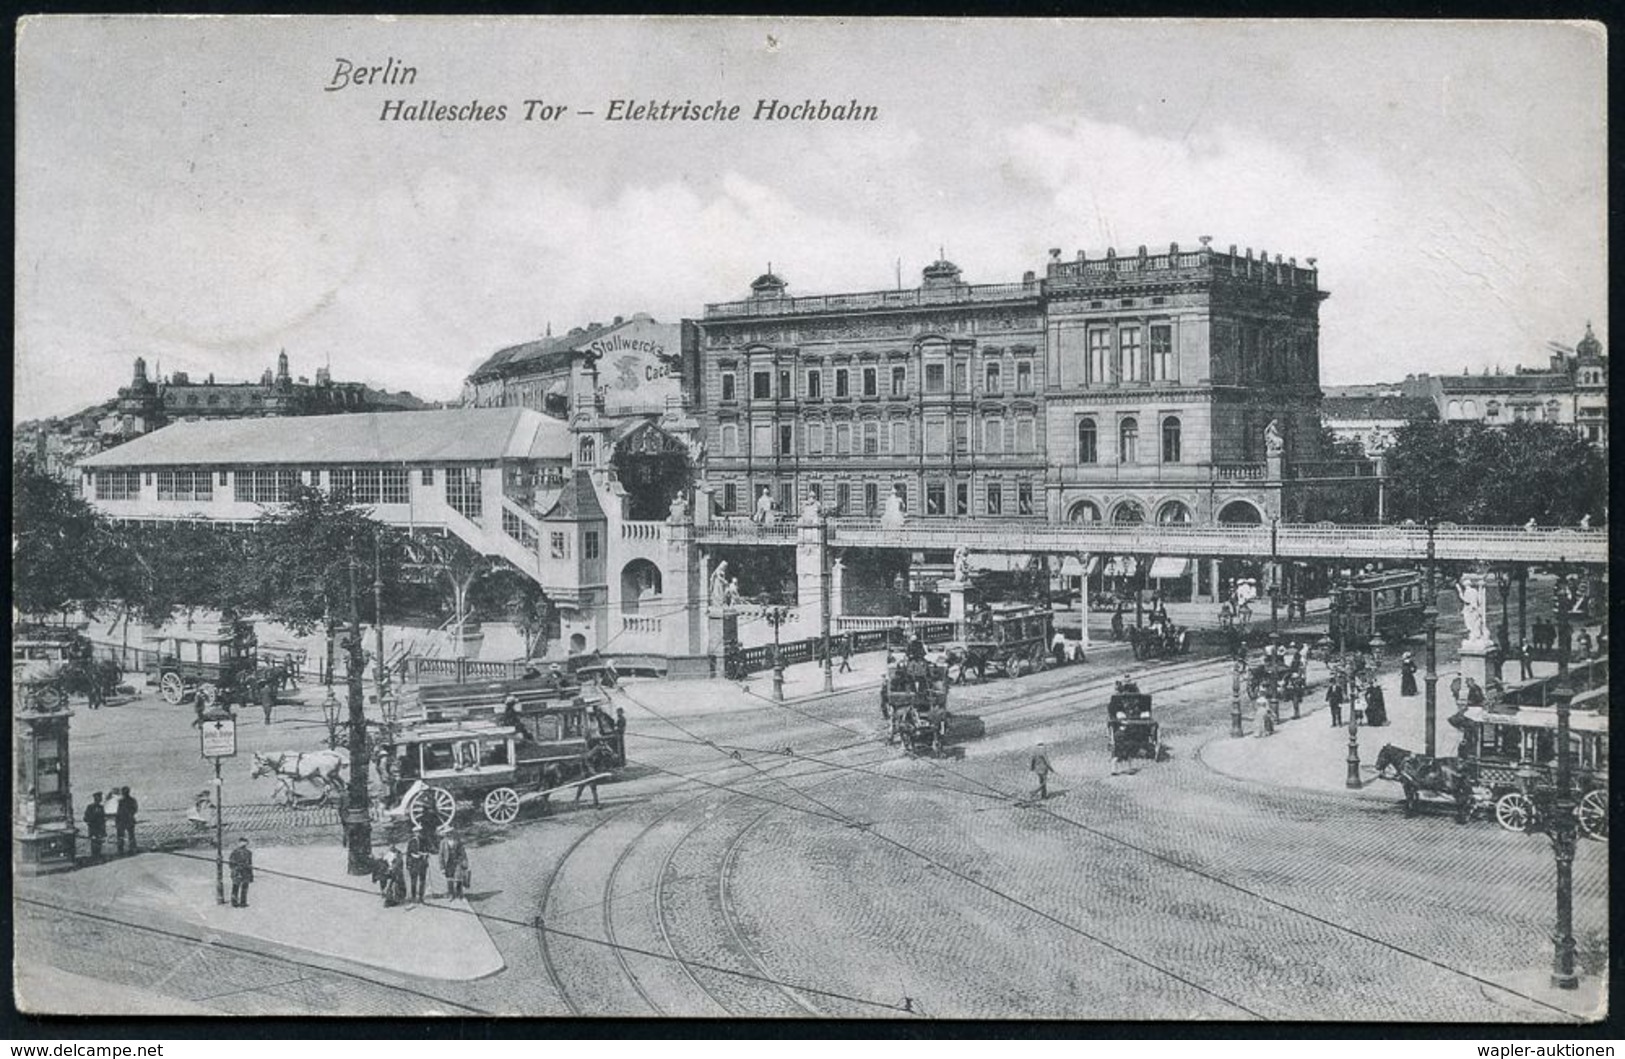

{"left": 250, "top": 749, "right": 350, "bottom": 806}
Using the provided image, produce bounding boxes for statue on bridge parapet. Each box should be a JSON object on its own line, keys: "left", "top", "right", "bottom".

{"left": 710, "top": 560, "right": 732, "bottom": 611}
{"left": 879, "top": 486, "right": 907, "bottom": 531}
{"left": 1264, "top": 418, "right": 1284, "bottom": 458}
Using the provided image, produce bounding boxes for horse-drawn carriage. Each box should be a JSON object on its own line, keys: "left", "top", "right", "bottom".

{"left": 153, "top": 619, "right": 294, "bottom": 708}
{"left": 947, "top": 602, "right": 1053, "bottom": 683}
{"left": 1106, "top": 687, "right": 1164, "bottom": 764}
{"left": 381, "top": 680, "right": 620, "bottom": 826}
{"left": 1376, "top": 703, "right": 1608, "bottom": 837}
{"left": 1127, "top": 618, "right": 1191, "bottom": 661}
{"left": 1459, "top": 705, "right": 1608, "bottom": 838}
{"left": 882, "top": 655, "right": 951, "bottom": 755}
{"left": 13, "top": 627, "right": 120, "bottom": 710}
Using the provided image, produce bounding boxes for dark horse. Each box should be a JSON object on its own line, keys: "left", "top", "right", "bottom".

{"left": 1374, "top": 744, "right": 1474, "bottom": 824}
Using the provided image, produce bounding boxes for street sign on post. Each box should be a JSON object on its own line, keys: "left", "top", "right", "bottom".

{"left": 200, "top": 716, "right": 237, "bottom": 759}
{"left": 198, "top": 711, "right": 235, "bottom": 905}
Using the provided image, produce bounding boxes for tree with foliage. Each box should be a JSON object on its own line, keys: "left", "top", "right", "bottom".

{"left": 402, "top": 533, "right": 502, "bottom": 657}
{"left": 1383, "top": 419, "right": 1607, "bottom": 526}
{"left": 1293, "top": 428, "right": 1380, "bottom": 524}
{"left": 235, "top": 485, "right": 412, "bottom": 875}
{"left": 12, "top": 456, "right": 122, "bottom": 619}
{"left": 473, "top": 565, "right": 553, "bottom": 658}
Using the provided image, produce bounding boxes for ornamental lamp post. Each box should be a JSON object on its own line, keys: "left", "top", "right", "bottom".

{"left": 1540, "top": 571, "right": 1580, "bottom": 990}
{"left": 1230, "top": 656, "right": 1246, "bottom": 739}
{"left": 762, "top": 601, "right": 790, "bottom": 702}
{"left": 1265, "top": 634, "right": 1282, "bottom": 727}
{"left": 1423, "top": 520, "right": 1440, "bottom": 758}
{"left": 1336, "top": 580, "right": 1362, "bottom": 790}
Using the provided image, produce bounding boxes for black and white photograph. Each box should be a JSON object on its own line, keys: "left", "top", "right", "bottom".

{"left": 11, "top": 16, "right": 1609, "bottom": 1023}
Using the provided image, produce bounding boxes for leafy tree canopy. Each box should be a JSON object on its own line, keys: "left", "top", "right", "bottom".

{"left": 1383, "top": 420, "right": 1607, "bottom": 526}
{"left": 12, "top": 456, "right": 121, "bottom": 618}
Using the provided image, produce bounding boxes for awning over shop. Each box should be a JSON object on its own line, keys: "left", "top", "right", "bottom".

{"left": 1102, "top": 557, "right": 1139, "bottom": 579}
{"left": 1060, "top": 556, "right": 1100, "bottom": 577}
{"left": 1149, "top": 557, "right": 1194, "bottom": 580}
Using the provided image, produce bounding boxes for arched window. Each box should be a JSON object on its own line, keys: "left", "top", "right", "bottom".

{"left": 1076, "top": 418, "right": 1098, "bottom": 464}
{"left": 1068, "top": 500, "right": 1101, "bottom": 523}
{"left": 579, "top": 436, "right": 596, "bottom": 465}
{"left": 1463, "top": 399, "right": 1477, "bottom": 418}
{"left": 1447, "top": 400, "right": 1461, "bottom": 419}
{"left": 1112, "top": 500, "right": 1145, "bottom": 524}
{"left": 1161, "top": 416, "right": 1182, "bottom": 463}
{"left": 1157, "top": 500, "right": 1192, "bottom": 524}
{"left": 1119, "top": 417, "right": 1139, "bottom": 464}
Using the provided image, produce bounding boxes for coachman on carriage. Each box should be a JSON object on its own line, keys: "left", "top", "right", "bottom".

{"left": 1106, "top": 682, "right": 1164, "bottom": 767}
{"left": 882, "top": 651, "right": 951, "bottom": 756}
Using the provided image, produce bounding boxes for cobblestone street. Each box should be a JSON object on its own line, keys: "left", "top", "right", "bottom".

{"left": 19, "top": 623, "right": 1608, "bottom": 1021}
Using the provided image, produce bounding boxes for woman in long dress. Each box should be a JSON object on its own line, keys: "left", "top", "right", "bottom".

{"left": 1399, "top": 652, "right": 1419, "bottom": 697}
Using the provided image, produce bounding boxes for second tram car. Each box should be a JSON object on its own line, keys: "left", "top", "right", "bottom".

{"left": 1330, "top": 569, "right": 1427, "bottom": 646}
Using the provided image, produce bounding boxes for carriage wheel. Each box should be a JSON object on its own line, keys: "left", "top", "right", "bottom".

{"left": 160, "top": 672, "right": 185, "bottom": 704}
{"left": 1577, "top": 789, "right": 1608, "bottom": 840}
{"left": 196, "top": 683, "right": 219, "bottom": 709}
{"left": 483, "top": 787, "right": 521, "bottom": 825}
{"left": 409, "top": 786, "right": 456, "bottom": 827}
{"left": 1494, "top": 791, "right": 1535, "bottom": 833}
{"left": 1004, "top": 657, "right": 1023, "bottom": 679}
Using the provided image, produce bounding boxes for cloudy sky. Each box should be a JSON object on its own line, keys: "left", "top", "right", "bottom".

{"left": 15, "top": 17, "right": 1607, "bottom": 422}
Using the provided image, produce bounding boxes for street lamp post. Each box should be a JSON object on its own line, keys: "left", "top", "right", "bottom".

{"left": 1543, "top": 573, "right": 1580, "bottom": 990}
{"left": 341, "top": 550, "right": 373, "bottom": 876}
{"left": 762, "top": 603, "right": 789, "bottom": 702}
{"left": 1230, "top": 656, "right": 1245, "bottom": 738}
{"left": 1265, "top": 635, "right": 1281, "bottom": 727}
{"left": 819, "top": 508, "right": 833, "bottom": 694}
{"left": 1423, "top": 521, "right": 1439, "bottom": 758}
{"left": 1336, "top": 580, "right": 1362, "bottom": 789}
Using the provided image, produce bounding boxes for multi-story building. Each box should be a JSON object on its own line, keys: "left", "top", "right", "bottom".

{"left": 696, "top": 240, "right": 1329, "bottom": 531}
{"left": 1320, "top": 391, "right": 1437, "bottom": 456}
{"left": 1043, "top": 241, "right": 1326, "bottom": 527}
{"left": 697, "top": 261, "right": 1050, "bottom": 523}
{"left": 463, "top": 313, "right": 697, "bottom": 419}
{"left": 109, "top": 352, "right": 432, "bottom": 437}
{"left": 1396, "top": 323, "right": 1608, "bottom": 449}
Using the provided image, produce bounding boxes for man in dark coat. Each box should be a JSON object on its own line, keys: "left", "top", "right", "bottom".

{"left": 406, "top": 825, "right": 432, "bottom": 903}
{"left": 114, "top": 786, "right": 138, "bottom": 854}
{"left": 229, "top": 838, "right": 254, "bottom": 907}
{"left": 1364, "top": 682, "right": 1388, "bottom": 727}
{"left": 438, "top": 827, "right": 468, "bottom": 899}
{"left": 1030, "top": 743, "right": 1054, "bottom": 799}
{"left": 1326, "top": 682, "right": 1344, "bottom": 727}
{"left": 1518, "top": 639, "right": 1534, "bottom": 680}
{"left": 82, "top": 792, "right": 107, "bottom": 860}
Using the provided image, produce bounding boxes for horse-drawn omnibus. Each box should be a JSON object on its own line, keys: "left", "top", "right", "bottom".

{"left": 949, "top": 602, "right": 1054, "bottom": 682}
{"left": 1329, "top": 568, "right": 1427, "bottom": 646}
{"left": 382, "top": 679, "right": 621, "bottom": 825}
{"left": 153, "top": 619, "right": 258, "bottom": 706}
{"left": 1457, "top": 704, "right": 1608, "bottom": 838}
{"left": 881, "top": 654, "right": 951, "bottom": 755}
{"left": 12, "top": 630, "right": 80, "bottom": 711}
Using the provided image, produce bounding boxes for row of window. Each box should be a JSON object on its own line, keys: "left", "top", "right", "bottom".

{"left": 718, "top": 416, "right": 1041, "bottom": 458}
{"left": 721, "top": 360, "right": 1038, "bottom": 403}
{"left": 1448, "top": 398, "right": 1564, "bottom": 422}
{"left": 155, "top": 470, "right": 214, "bottom": 502}
{"left": 1076, "top": 416, "right": 1182, "bottom": 465}
{"left": 1067, "top": 498, "right": 1193, "bottom": 524}
{"left": 329, "top": 467, "right": 412, "bottom": 505}
{"left": 1054, "top": 323, "right": 1178, "bottom": 385}
{"left": 718, "top": 478, "right": 1039, "bottom": 518}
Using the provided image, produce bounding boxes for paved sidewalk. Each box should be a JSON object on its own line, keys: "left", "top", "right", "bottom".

{"left": 21, "top": 843, "right": 504, "bottom": 982}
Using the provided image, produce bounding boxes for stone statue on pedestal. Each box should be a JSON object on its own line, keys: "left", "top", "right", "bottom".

{"left": 1264, "top": 418, "right": 1284, "bottom": 457}
{"left": 879, "top": 486, "right": 907, "bottom": 530}
{"left": 1456, "top": 572, "right": 1491, "bottom": 647}
{"left": 710, "top": 561, "right": 731, "bottom": 610}
{"left": 952, "top": 546, "right": 971, "bottom": 586}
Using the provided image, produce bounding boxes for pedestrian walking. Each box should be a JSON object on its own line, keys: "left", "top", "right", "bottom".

{"left": 406, "top": 825, "right": 432, "bottom": 903}
{"left": 1255, "top": 693, "right": 1274, "bottom": 738}
{"left": 1399, "top": 653, "right": 1418, "bottom": 697}
{"left": 228, "top": 838, "right": 254, "bottom": 907}
{"left": 1326, "top": 682, "right": 1344, "bottom": 727}
{"left": 574, "top": 761, "right": 603, "bottom": 809}
{"left": 114, "top": 786, "right": 138, "bottom": 854}
{"left": 82, "top": 792, "right": 107, "bottom": 860}
{"left": 1449, "top": 672, "right": 1463, "bottom": 705}
{"left": 614, "top": 707, "right": 627, "bottom": 766}
{"left": 1365, "top": 682, "right": 1388, "bottom": 727}
{"left": 438, "top": 827, "right": 468, "bottom": 899}
{"left": 837, "top": 633, "right": 853, "bottom": 673}
{"left": 1518, "top": 639, "right": 1533, "bottom": 680}
{"left": 1029, "top": 743, "right": 1054, "bottom": 799}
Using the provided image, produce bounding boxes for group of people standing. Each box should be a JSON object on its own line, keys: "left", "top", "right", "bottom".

{"left": 81, "top": 786, "right": 138, "bottom": 860}
{"left": 374, "top": 824, "right": 470, "bottom": 908}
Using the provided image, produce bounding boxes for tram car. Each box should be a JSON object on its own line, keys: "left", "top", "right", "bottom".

{"left": 1457, "top": 704, "right": 1608, "bottom": 838}
{"left": 949, "top": 601, "right": 1054, "bottom": 682}
{"left": 1329, "top": 568, "right": 1427, "bottom": 646}
{"left": 383, "top": 678, "right": 621, "bottom": 825}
